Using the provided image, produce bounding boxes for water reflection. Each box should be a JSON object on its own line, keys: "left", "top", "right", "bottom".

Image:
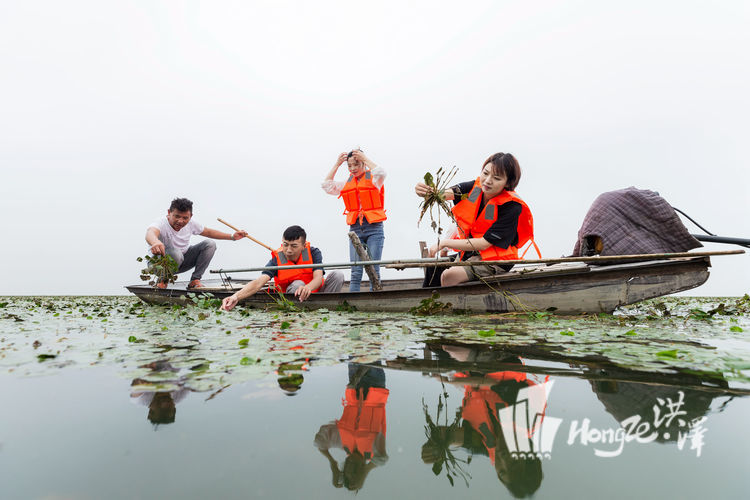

{"left": 314, "top": 364, "right": 389, "bottom": 491}
{"left": 277, "top": 360, "right": 307, "bottom": 395}
{"left": 421, "top": 345, "right": 545, "bottom": 498}
{"left": 588, "top": 373, "right": 725, "bottom": 452}
{"left": 130, "top": 360, "right": 192, "bottom": 426}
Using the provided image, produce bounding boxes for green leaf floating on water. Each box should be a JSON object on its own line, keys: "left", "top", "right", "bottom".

{"left": 37, "top": 354, "right": 57, "bottom": 362}
{"left": 730, "top": 326, "right": 744, "bottom": 332}
{"left": 624, "top": 329, "right": 638, "bottom": 336}
{"left": 238, "top": 338, "right": 249, "bottom": 346}
{"left": 560, "top": 330, "right": 575, "bottom": 336}
{"left": 478, "top": 329, "right": 496, "bottom": 337}
{"left": 280, "top": 321, "right": 291, "bottom": 330}
{"left": 656, "top": 349, "right": 680, "bottom": 359}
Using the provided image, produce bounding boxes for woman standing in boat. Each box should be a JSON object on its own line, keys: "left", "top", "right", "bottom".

{"left": 414, "top": 152, "right": 539, "bottom": 286}
{"left": 322, "top": 149, "right": 387, "bottom": 292}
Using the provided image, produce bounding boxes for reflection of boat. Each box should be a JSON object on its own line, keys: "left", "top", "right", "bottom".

{"left": 384, "top": 340, "right": 749, "bottom": 397}
{"left": 127, "top": 253, "right": 726, "bottom": 314}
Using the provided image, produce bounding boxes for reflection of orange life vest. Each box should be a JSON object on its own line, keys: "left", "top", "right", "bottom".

{"left": 339, "top": 170, "right": 387, "bottom": 225}
{"left": 336, "top": 387, "right": 389, "bottom": 462}
{"left": 460, "top": 371, "right": 534, "bottom": 465}
{"left": 272, "top": 242, "right": 323, "bottom": 293}
{"left": 451, "top": 177, "right": 540, "bottom": 260}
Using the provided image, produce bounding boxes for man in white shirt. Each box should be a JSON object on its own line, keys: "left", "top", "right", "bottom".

{"left": 145, "top": 197, "right": 247, "bottom": 288}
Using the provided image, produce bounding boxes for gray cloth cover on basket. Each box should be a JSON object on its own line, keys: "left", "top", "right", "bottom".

{"left": 572, "top": 187, "right": 702, "bottom": 256}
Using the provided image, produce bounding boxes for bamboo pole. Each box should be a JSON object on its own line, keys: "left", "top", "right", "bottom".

{"left": 385, "top": 249, "right": 744, "bottom": 270}
{"left": 217, "top": 218, "right": 273, "bottom": 251}
{"left": 210, "top": 249, "right": 742, "bottom": 274}
{"left": 349, "top": 231, "right": 382, "bottom": 291}
{"left": 211, "top": 258, "right": 452, "bottom": 274}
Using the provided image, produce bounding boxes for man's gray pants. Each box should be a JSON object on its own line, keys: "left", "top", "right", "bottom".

{"left": 162, "top": 238, "right": 217, "bottom": 281}
{"left": 286, "top": 271, "right": 345, "bottom": 294}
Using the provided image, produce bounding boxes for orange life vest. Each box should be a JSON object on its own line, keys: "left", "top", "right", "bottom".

{"left": 336, "top": 387, "right": 389, "bottom": 462}
{"left": 272, "top": 242, "right": 323, "bottom": 293}
{"left": 339, "top": 170, "right": 387, "bottom": 225}
{"left": 451, "top": 177, "right": 540, "bottom": 260}
{"left": 460, "top": 371, "right": 536, "bottom": 465}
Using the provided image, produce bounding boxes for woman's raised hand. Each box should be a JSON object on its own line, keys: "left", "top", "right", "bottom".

{"left": 335, "top": 152, "right": 348, "bottom": 167}
{"left": 350, "top": 150, "right": 374, "bottom": 168}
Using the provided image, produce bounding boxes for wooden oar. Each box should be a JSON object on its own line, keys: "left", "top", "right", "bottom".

{"left": 217, "top": 218, "right": 273, "bottom": 251}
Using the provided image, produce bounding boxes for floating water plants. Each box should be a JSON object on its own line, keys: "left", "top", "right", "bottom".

{"left": 137, "top": 254, "right": 178, "bottom": 288}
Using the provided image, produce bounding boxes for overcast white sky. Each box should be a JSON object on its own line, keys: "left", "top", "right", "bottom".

{"left": 1, "top": 0, "right": 748, "bottom": 296}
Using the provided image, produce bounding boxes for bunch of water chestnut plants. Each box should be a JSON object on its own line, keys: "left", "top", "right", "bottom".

{"left": 137, "top": 254, "right": 178, "bottom": 287}
{"left": 418, "top": 166, "right": 458, "bottom": 235}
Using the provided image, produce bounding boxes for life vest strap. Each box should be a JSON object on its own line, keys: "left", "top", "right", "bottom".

{"left": 520, "top": 239, "right": 542, "bottom": 259}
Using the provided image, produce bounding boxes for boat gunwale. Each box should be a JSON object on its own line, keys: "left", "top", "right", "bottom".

{"left": 126, "top": 256, "right": 711, "bottom": 300}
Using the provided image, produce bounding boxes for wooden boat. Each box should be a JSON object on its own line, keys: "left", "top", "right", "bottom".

{"left": 125, "top": 250, "right": 741, "bottom": 314}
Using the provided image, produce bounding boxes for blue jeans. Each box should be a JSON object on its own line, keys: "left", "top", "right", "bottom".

{"left": 348, "top": 221, "right": 385, "bottom": 292}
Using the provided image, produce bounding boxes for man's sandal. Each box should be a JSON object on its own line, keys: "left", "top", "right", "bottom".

{"left": 187, "top": 280, "right": 204, "bottom": 289}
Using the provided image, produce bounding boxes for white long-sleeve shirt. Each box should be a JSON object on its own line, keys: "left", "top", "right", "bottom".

{"left": 321, "top": 166, "right": 387, "bottom": 196}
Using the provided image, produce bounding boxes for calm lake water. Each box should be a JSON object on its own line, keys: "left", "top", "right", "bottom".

{"left": 2, "top": 296, "right": 749, "bottom": 499}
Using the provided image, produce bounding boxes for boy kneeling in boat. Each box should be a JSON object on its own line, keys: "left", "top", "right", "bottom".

{"left": 221, "top": 225, "right": 344, "bottom": 310}
{"left": 146, "top": 197, "right": 247, "bottom": 289}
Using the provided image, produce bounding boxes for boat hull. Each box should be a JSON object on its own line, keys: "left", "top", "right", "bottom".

{"left": 125, "top": 257, "right": 710, "bottom": 314}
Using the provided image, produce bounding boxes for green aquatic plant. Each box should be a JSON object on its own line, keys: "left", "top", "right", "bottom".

{"left": 187, "top": 292, "right": 222, "bottom": 309}
{"left": 3, "top": 295, "right": 750, "bottom": 391}
{"left": 656, "top": 349, "right": 681, "bottom": 359}
{"left": 410, "top": 291, "right": 452, "bottom": 315}
{"left": 137, "top": 254, "right": 178, "bottom": 287}
{"left": 418, "top": 166, "right": 458, "bottom": 234}
{"left": 335, "top": 301, "right": 357, "bottom": 313}
{"left": 266, "top": 290, "right": 301, "bottom": 312}
{"left": 422, "top": 395, "right": 471, "bottom": 487}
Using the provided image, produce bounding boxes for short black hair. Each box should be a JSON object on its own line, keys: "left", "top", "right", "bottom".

{"left": 169, "top": 198, "right": 193, "bottom": 213}
{"left": 282, "top": 225, "right": 307, "bottom": 242}
{"left": 483, "top": 153, "right": 521, "bottom": 192}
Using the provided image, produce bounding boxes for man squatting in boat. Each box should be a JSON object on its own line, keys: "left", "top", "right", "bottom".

{"left": 221, "top": 225, "right": 344, "bottom": 311}
{"left": 145, "top": 197, "right": 247, "bottom": 289}
{"left": 414, "top": 152, "right": 539, "bottom": 287}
